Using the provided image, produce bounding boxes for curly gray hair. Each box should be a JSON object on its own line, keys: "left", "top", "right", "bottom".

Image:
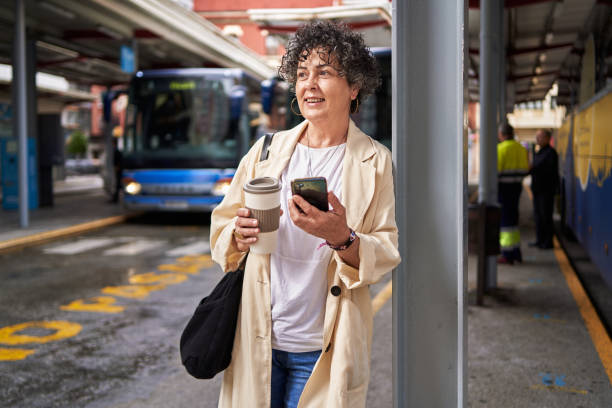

{"left": 278, "top": 20, "right": 381, "bottom": 113}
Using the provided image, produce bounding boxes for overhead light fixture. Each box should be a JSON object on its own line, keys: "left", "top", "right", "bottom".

{"left": 222, "top": 25, "right": 244, "bottom": 38}
{"left": 97, "top": 25, "right": 124, "bottom": 40}
{"left": 41, "top": 35, "right": 105, "bottom": 58}
{"left": 545, "top": 32, "right": 554, "bottom": 45}
{"left": 39, "top": 1, "right": 75, "bottom": 19}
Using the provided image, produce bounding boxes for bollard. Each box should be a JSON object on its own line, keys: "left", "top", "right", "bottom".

{"left": 468, "top": 203, "right": 501, "bottom": 305}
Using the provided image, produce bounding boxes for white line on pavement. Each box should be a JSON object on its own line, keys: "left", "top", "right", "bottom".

{"left": 165, "top": 241, "right": 210, "bottom": 257}
{"left": 103, "top": 239, "right": 167, "bottom": 256}
{"left": 44, "top": 238, "right": 117, "bottom": 255}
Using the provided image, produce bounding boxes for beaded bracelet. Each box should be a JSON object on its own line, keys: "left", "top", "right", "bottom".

{"left": 325, "top": 229, "right": 357, "bottom": 251}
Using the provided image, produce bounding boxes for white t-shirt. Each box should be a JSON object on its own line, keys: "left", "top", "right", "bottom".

{"left": 271, "top": 142, "right": 346, "bottom": 352}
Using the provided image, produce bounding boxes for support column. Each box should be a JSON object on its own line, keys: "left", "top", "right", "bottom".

{"left": 27, "top": 39, "right": 40, "bottom": 208}
{"left": 479, "top": 0, "right": 502, "bottom": 288}
{"left": 13, "top": 0, "right": 28, "bottom": 227}
{"left": 499, "top": 5, "right": 507, "bottom": 123}
{"left": 392, "top": 1, "right": 468, "bottom": 407}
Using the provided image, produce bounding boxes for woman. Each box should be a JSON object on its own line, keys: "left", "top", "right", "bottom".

{"left": 210, "top": 20, "right": 400, "bottom": 408}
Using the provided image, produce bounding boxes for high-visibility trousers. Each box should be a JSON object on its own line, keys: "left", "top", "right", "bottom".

{"left": 498, "top": 182, "right": 523, "bottom": 258}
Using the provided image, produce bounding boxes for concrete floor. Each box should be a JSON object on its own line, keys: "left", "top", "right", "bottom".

{"left": 1, "top": 188, "right": 610, "bottom": 407}
{"left": 467, "top": 193, "right": 612, "bottom": 407}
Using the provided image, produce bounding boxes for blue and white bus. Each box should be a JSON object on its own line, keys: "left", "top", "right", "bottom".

{"left": 119, "top": 48, "right": 390, "bottom": 212}
{"left": 120, "top": 68, "right": 262, "bottom": 211}
{"left": 351, "top": 47, "right": 391, "bottom": 150}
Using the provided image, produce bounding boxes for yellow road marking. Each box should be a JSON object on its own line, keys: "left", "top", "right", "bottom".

{"left": 0, "top": 321, "right": 82, "bottom": 345}
{"left": 372, "top": 280, "right": 393, "bottom": 315}
{"left": 553, "top": 236, "right": 612, "bottom": 386}
{"left": 530, "top": 384, "right": 588, "bottom": 395}
{"left": 0, "top": 347, "right": 36, "bottom": 360}
{"left": 0, "top": 213, "right": 141, "bottom": 254}
{"left": 157, "top": 263, "right": 202, "bottom": 274}
{"left": 101, "top": 284, "right": 166, "bottom": 299}
{"left": 60, "top": 296, "right": 125, "bottom": 313}
{"left": 129, "top": 272, "right": 188, "bottom": 285}
{"left": 0, "top": 252, "right": 213, "bottom": 361}
{"left": 527, "top": 317, "right": 566, "bottom": 324}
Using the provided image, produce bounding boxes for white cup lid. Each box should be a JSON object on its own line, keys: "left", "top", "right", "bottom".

{"left": 243, "top": 177, "right": 281, "bottom": 194}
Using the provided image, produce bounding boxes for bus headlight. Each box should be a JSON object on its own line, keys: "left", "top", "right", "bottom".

{"left": 124, "top": 180, "right": 142, "bottom": 195}
{"left": 212, "top": 178, "right": 232, "bottom": 196}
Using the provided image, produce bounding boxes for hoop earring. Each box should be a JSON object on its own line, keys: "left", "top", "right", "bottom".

{"left": 350, "top": 98, "right": 360, "bottom": 114}
{"left": 290, "top": 97, "right": 303, "bottom": 116}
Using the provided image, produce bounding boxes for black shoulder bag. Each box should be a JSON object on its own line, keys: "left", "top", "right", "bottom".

{"left": 180, "top": 132, "right": 274, "bottom": 379}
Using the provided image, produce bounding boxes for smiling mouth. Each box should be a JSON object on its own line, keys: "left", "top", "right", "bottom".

{"left": 304, "top": 97, "right": 325, "bottom": 103}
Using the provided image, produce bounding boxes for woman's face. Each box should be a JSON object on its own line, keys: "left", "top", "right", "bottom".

{"left": 295, "top": 48, "right": 359, "bottom": 125}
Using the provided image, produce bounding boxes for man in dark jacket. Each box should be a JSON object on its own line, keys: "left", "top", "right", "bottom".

{"left": 530, "top": 129, "right": 559, "bottom": 249}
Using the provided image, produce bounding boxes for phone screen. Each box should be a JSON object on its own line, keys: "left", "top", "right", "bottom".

{"left": 291, "top": 177, "right": 328, "bottom": 211}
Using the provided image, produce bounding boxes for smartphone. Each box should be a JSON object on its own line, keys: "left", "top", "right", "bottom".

{"left": 290, "top": 177, "right": 328, "bottom": 212}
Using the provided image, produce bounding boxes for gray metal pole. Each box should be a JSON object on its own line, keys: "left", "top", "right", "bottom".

{"left": 14, "top": 0, "right": 29, "bottom": 227}
{"left": 499, "top": 6, "right": 506, "bottom": 123}
{"left": 392, "top": 1, "right": 468, "bottom": 407}
{"left": 479, "top": 0, "right": 501, "bottom": 288}
{"left": 487, "top": 1, "right": 507, "bottom": 288}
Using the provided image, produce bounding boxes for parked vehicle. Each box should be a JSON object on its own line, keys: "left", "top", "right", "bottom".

{"left": 557, "top": 86, "right": 612, "bottom": 288}
{"left": 119, "top": 68, "right": 262, "bottom": 211}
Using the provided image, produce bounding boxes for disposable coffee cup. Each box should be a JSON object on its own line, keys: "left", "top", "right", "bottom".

{"left": 243, "top": 177, "right": 281, "bottom": 254}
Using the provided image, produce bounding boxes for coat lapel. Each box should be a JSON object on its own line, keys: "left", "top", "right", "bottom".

{"left": 254, "top": 120, "right": 308, "bottom": 179}
{"left": 342, "top": 120, "right": 377, "bottom": 232}
{"left": 320, "top": 121, "right": 377, "bottom": 352}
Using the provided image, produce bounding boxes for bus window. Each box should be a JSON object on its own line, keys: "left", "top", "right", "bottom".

{"left": 126, "top": 76, "right": 240, "bottom": 165}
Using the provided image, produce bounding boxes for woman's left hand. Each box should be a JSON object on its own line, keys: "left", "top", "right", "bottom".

{"left": 288, "top": 191, "right": 351, "bottom": 246}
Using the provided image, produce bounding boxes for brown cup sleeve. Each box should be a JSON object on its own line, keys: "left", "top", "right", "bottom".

{"left": 247, "top": 206, "right": 281, "bottom": 233}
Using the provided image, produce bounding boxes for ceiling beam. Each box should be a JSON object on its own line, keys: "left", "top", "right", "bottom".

{"left": 508, "top": 42, "right": 574, "bottom": 56}
{"left": 515, "top": 87, "right": 551, "bottom": 95}
{"left": 64, "top": 30, "right": 120, "bottom": 41}
{"left": 509, "top": 70, "right": 559, "bottom": 80}
{"left": 470, "top": 42, "right": 575, "bottom": 56}
{"left": 133, "top": 29, "right": 160, "bottom": 39}
{"left": 37, "top": 55, "right": 119, "bottom": 69}
{"left": 90, "top": 0, "right": 275, "bottom": 79}
{"left": 558, "top": 74, "right": 580, "bottom": 82}
{"left": 469, "top": 0, "right": 556, "bottom": 9}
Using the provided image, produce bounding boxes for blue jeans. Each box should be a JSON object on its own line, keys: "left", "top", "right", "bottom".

{"left": 271, "top": 349, "right": 321, "bottom": 408}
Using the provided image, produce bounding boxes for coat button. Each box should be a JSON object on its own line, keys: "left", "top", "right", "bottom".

{"left": 330, "top": 286, "right": 341, "bottom": 296}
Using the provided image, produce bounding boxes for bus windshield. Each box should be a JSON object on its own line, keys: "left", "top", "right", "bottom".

{"left": 123, "top": 75, "right": 245, "bottom": 168}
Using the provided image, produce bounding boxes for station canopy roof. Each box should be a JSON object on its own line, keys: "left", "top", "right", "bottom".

{"left": 253, "top": 2, "right": 390, "bottom": 46}
{"left": 468, "top": 0, "right": 611, "bottom": 106}
{"left": 0, "top": 0, "right": 276, "bottom": 89}
{"left": 247, "top": 2, "right": 391, "bottom": 32}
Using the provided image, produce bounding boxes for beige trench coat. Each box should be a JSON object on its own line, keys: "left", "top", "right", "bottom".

{"left": 210, "top": 119, "right": 400, "bottom": 408}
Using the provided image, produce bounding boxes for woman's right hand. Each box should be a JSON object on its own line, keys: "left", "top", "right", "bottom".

{"left": 233, "top": 208, "right": 259, "bottom": 252}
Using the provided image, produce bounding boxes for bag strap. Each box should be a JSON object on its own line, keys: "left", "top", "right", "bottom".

{"left": 234, "top": 133, "right": 275, "bottom": 269}
{"left": 259, "top": 133, "right": 275, "bottom": 162}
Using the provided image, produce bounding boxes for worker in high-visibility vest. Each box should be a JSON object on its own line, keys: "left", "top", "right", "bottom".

{"left": 497, "top": 122, "right": 529, "bottom": 264}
